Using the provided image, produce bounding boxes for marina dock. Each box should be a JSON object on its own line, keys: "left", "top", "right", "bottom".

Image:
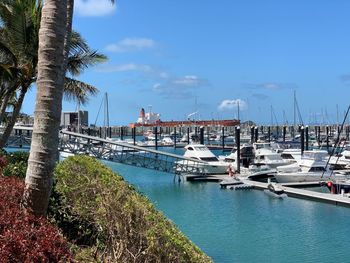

{"left": 240, "top": 179, "right": 350, "bottom": 207}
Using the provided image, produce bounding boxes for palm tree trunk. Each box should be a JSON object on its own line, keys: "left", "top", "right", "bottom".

{"left": 23, "top": 0, "right": 68, "bottom": 216}
{"left": 0, "top": 92, "right": 11, "bottom": 125}
{"left": 0, "top": 87, "right": 27, "bottom": 148}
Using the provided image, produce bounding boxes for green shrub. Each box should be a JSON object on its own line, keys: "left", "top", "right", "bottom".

{"left": 0, "top": 151, "right": 29, "bottom": 179}
{"left": 5, "top": 151, "right": 29, "bottom": 164}
{"left": 2, "top": 161, "right": 27, "bottom": 178}
{"left": 53, "top": 155, "right": 212, "bottom": 263}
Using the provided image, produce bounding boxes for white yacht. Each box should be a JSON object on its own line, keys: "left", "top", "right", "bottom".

{"left": 253, "top": 142, "right": 290, "bottom": 169}
{"left": 177, "top": 144, "right": 230, "bottom": 174}
{"left": 274, "top": 150, "right": 349, "bottom": 183}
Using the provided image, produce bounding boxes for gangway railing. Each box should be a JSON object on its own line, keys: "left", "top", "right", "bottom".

{"left": 59, "top": 131, "right": 210, "bottom": 175}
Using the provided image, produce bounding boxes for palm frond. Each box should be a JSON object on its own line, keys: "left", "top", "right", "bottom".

{"left": 67, "top": 50, "right": 107, "bottom": 76}
{"left": 0, "top": 41, "right": 17, "bottom": 66}
{"left": 64, "top": 77, "right": 99, "bottom": 105}
{"left": 69, "top": 31, "right": 89, "bottom": 54}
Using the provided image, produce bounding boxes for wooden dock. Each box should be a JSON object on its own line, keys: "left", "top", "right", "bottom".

{"left": 240, "top": 179, "right": 350, "bottom": 207}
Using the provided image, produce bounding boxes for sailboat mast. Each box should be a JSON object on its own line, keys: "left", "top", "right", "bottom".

{"left": 104, "top": 92, "right": 109, "bottom": 127}
{"left": 237, "top": 101, "right": 240, "bottom": 121}
{"left": 293, "top": 90, "right": 296, "bottom": 127}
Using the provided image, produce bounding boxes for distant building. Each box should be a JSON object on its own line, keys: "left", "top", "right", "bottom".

{"left": 136, "top": 107, "right": 160, "bottom": 125}
{"left": 61, "top": 111, "right": 88, "bottom": 128}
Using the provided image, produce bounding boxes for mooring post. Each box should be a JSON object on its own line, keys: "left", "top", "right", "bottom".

{"left": 250, "top": 126, "right": 254, "bottom": 144}
{"left": 154, "top": 126, "right": 158, "bottom": 150}
{"left": 187, "top": 127, "right": 190, "bottom": 144}
{"left": 222, "top": 126, "right": 225, "bottom": 151}
{"left": 99, "top": 127, "right": 102, "bottom": 138}
{"left": 200, "top": 126, "right": 204, "bottom": 145}
{"left": 254, "top": 126, "right": 258, "bottom": 143}
{"left": 301, "top": 126, "right": 305, "bottom": 155}
{"left": 268, "top": 126, "right": 271, "bottom": 142}
{"left": 318, "top": 126, "right": 321, "bottom": 144}
{"left": 174, "top": 127, "right": 177, "bottom": 148}
{"left": 326, "top": 126, "right": 329, "bottom": 152}
{"left": 283, "top": 126, "right": 286, "bottom": 142}
{"left": 132, "top": 127, "right": 136, "bottom": 145}
{"left": 305, "top": 125, "right": 309, "bottom": 150}
{"left": 235, "top": 126, "right": 240, "bottom": 173}
{"left": 207, "top": 126, "right": 210, "bottom": 142}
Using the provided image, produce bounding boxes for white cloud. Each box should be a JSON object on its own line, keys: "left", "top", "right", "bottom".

{"left": 245, "top": 82, "right": 297, "bottom": 90}
{"left": 96, "top": 63, "right": 153, "bottom": 73}
{"left": 218, "top": 99, "right": 247, "bottom": 111}
{"left": 105, "top": 38, "right": 156, "bottom": 53}
{"left": 75, "top": 0, "right": 116, "bottom": 17}
{"left": 153, "top": 76, "right": 209, "bottom": 99}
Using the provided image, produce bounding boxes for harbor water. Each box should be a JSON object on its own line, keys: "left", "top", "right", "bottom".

{"left": 105, "top": 147, "right": 350, "bottom": 263}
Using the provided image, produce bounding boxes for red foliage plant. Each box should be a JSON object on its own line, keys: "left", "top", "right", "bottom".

{"left": 0, "top": 155, "right": 8, "bottom": 171}
{"left": 0, "top": 176, "right": 72, "bottom": 263}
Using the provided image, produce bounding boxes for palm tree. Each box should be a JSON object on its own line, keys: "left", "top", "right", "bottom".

{"left": 23, "top": 0, "right": 115, "bottom": 215}
{"left": 0, "top": 1, "right": 105, "bottom": 148}
{"left": 22, "top": 0, "right": 68, "bottom": 215}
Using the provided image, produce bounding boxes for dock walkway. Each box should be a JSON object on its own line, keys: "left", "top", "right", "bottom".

{"left": 240, "top": 179, "right": 350, "bottom": 207}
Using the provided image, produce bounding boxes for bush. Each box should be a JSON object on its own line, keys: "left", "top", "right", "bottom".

{"left": 1, "top": 151, "right": 29, "bottom": 179}
{"left": 2, "top": 161, "right": 28, "bottom": 178}
{"left": 5, "top": 151, "right": 29, "bottom": 164}
{"left": 53, "top": 155, "right": 212, "bottom": 263}
{"left": 0, "top": 155, "right": 8, "bottom": 173}
{"left": 0, "top": 176, "right": 72, "bottom": 262}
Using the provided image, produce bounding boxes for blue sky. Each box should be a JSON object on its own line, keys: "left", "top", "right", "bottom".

{"left": 22, "top": 0, "right": 350, "bottom": 125}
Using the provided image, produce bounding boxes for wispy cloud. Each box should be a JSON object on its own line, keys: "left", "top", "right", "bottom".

{"left": 153, "top": 76, "right": 209, "bottom": 99}
{"left": 105, "top": 38, "right": 156, "bottom": 53}
{"left": 218, "top": 99, "right": 248, "bottom": 111}
{"left": 252, "top": 93, "right": 269, "bottom": 100}
{"left": 244, "top": 82, "right": 297, "bottom": 90}
{"left": 96, "top": 63, "right": 153, "bottom": 73}
{"left": 96, "top": 63, "right": 169, "bottom": 80}
{"left": 340, "top": 74, "right": 350, "bottom": 82}
{"left": 75, "top": 0, "right": 116, "bottom": 17}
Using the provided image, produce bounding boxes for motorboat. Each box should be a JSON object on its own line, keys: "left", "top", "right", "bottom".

{"left": 253, "top": 142, "right": 290, "bottom": 169}
{"left": 280, "top": 148, "right": 302, "bottom": 164}
{"left": 177, "top": 144, "right": 230, "bottom": 175}
{"left": 274, "top": 150, "right": 350, "bottom": 183}
{"left": 161, "top": 136, "right": 174, "bottom": 145}
{"left": 264, "top": 183, "right": 287, "bottom": 198}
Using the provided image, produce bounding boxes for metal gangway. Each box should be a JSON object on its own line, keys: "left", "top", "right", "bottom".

{"left": 59, "top": 131, "right": 210, "bottom": 176}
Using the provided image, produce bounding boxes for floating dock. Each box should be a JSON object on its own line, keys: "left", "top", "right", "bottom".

{"left": 240, "top": 179, "right": 350, "bottom": 207}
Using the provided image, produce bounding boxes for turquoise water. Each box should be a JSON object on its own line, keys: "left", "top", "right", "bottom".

{"left": 105, "top": 147, "right": 350, "bottom": 263}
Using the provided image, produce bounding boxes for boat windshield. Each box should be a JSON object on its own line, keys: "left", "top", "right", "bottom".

{"left": 200, "top": 157, "right": 219, "bottom": 162}
{"left": 255, "top": 143, "right": 271, "bottom": 150}
{"left": 194, "top": 146, "right": 209, "bottom": 151}
{"left": 308, "top": 166, "right": 326, "bottom": 172}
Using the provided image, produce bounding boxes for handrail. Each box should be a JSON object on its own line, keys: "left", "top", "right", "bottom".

{"left": 60, "top": 130, "right": 208, "bottom": 164}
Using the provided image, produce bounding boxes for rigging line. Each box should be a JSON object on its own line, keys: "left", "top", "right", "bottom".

{"left": 321, "top": 105, "right": 350, "bottom": 179}
{"left": 94, "top": 95, "right": 104, "bottom": 127}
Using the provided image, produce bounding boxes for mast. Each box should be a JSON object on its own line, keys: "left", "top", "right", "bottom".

{"left": 104, "top": 92, "right": 109, "bottom": 127}
{"left": 237, "top": 101, "right": 240, "bottom": 121}
{"left": 293, "top": 90, "right": 296, "bottom": 128}
{"left": 77, "top": 102, "right": 81, "bottom": 133}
